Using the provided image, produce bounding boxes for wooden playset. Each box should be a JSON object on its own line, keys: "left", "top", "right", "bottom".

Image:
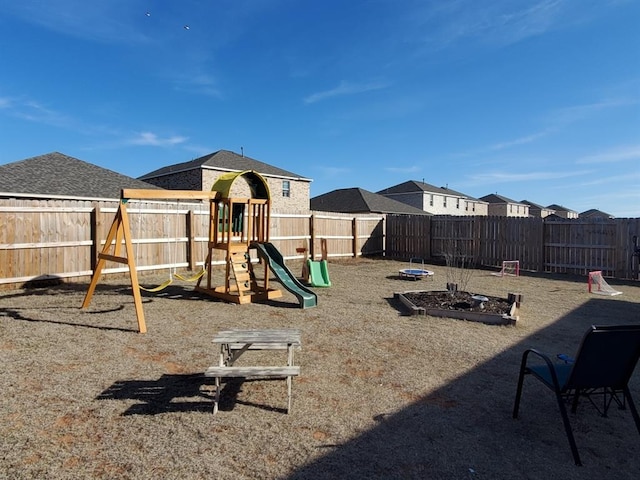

{"left": 81, "top": 170, "right": 283, "bottom": 333}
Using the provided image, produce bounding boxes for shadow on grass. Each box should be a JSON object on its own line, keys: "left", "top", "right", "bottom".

{"left": 0, "top": 305, "right": 136, "bottom": 332}
{"left": 97, "top": 374, "right": 289, "bottom": 415}
{"left": 284, "top": 296, "right": 640, "bottom": 479}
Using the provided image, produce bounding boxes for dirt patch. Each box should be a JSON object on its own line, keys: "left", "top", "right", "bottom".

{"left": 401, "top": 290, "right": 512, "bottom": 315}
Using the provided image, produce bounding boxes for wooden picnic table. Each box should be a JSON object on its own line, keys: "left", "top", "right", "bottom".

{"left": 205, "top": 329, "right": 301, "bottom": 414}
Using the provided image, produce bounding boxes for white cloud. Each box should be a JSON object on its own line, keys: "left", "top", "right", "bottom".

{"left": 577, "top": 145, "right": 640, "bottom": 164}
{"left": 128, "top": 132, "right": 188, "bottom": 147}
{"left": 172, "top": 73, "right": 222, "bottom": 98}
{"left": 304, "top": 80, "right": 389, "bottom": 105}
{"left": 1, "top": 1, "right": 149, "bottom": 45}
{"left": 11, "top": 99, "right": 73, "bottom": 128}
{"left": 468, "top": 169, "right": 592, "bottom": 184}
{"left": 488, "top": 130, "right": 551, "bottom": 151}
{"left": 548, "top": 98, "right": 638, "bottom": 125}
{"left": 415, "top": 0, "right": 568, "bottom": 51}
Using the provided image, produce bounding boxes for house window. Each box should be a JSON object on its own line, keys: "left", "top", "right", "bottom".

{"left": 443, "top": 197, "right": 447, "bottom": 208}
{"left": 456, "top": 198, "right": 460, "bottom": 209}
{"left": 282, "top": 180, "right": 290, "bottom": 198}
{"left": 510, "top": 204, "right": 513, "bottom": 213}
{"left": 465, "top": 201, "right": 469, "bottom": 211}
{"left": 429, "top": 194, "right": 433, "bottom": 206}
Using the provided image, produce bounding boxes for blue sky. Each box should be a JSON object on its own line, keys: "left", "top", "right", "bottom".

{"left": 1, "top": 0, "right": 638, "bottom": 217}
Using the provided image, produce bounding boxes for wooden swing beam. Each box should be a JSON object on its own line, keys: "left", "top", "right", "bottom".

{"left": 81, "top": 189, "right": 219, "bottom": 333}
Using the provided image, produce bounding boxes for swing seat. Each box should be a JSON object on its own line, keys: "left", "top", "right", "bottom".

{"left": 139, "top": 278, "right": 173, "bottom": 292}
{"left": 174, "top": 268, "right": 207, "bottom": 283}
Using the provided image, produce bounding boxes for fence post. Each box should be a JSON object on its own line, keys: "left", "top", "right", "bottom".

{"left": 352, "top": 217, "right": 358, "bottom": 257}
{"left": 309, "top": 214, "right": 316, "bottom": 260}
{"left": 186, "top": 209, "right": 195, "bottom": 270}
{"left": 90, "top": 207, "right": 98, "bottom": 272}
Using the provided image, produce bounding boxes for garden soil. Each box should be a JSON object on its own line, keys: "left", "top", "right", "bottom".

{"left": 1, "top": 258, "right": 640, "bottom": 479}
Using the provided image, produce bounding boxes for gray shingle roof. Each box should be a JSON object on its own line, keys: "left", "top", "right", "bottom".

{"left": 0, "top": 152, "right": 161, "bottom": 199}
{"left": 378, "top": 180, "right": 477, "bottom": 200}
{"left": 521, "top": 199, "right": 546, "bottom": 209}
{"left": 480, "top": 193, "right": 523, "bottom": 204}
{"left": 547, "top": 203, "right": 577, "bottom": 213}
{"left": 311, "top": 188, "right": 430, "bottom": 215}
{"left": 580, "top": 208, "right": 614, "bottom": 219}
{"left": 138, "top": 150, "right": 310, "bottom": 181}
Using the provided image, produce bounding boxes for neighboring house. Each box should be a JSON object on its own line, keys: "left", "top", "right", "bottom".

{"left": 0, "top": 152, "right": 160, "bottom": 200}
{"left": 138, "top": 150, "right": 312, "bottom": 212}
{"left": 311, "top": 188, "right": 430, "bottom": 215}
{"left": 522, "top": 200, "right": 555, "bottom": 218}
{"left": 580, "top": 208, "right": 615, "bottom": 220}
{"left": 377, "top": 180, "right": 488, "bottom": 216}
{"left": 547, "top": 204, "right": 579, "bottom": 219}
{"left": 479, "top": 194, "right": 530, "bottom": 217}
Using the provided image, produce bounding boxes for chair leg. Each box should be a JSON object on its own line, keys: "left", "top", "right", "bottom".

{"left": 554, "top": 388, "right": 582, "bottom": 466}
{"left": 570, "top": 388, "right": 580, "bottom": 414}
{"left": 624, "top": 388, "right": 640, "bottom": 436}
{"left": 513, "top": 363, "right": 527, "bottom": 418}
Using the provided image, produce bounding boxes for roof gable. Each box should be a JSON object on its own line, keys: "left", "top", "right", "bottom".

{"left": 547, "top": 203, "right": 577, "bottom": 213}
{"left": 138, "top": 150, "right": 310, "bottom": 182}
{"left": 378, "top": 180, "right": 482, "bottom": 201}
{"left": 480, "top": 193, "right": 523, "bottom": 204}
{"left": 311, "top": 188, "right": 429, "bottom": 215}
{"left": 0, "top": 152, "right": 160, "bottom": 199}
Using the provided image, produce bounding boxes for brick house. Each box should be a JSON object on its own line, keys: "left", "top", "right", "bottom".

{"left": 138, "top": 150, "right": 312, "bottom": 212}
{"left": 377, "top": 180, "right": 488, "bottom": 216}
{"left": 479, "top": 193, "right": 530, "bottom": 217}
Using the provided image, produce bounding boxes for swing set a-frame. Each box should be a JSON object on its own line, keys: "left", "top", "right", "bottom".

{"left": 81, "top": 170, "right": 282, "bottom": 333}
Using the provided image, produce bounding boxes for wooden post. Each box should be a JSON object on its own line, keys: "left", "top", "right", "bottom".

{"left": 309, "top": 214, "right": 316, "bottom": 261}
{"left": 186, "top": 209, "right": 195, "bottom": 271}
{"left": 89, "top": 207, "right": 98, "bottom": 272}
{"left": 81, "top": 202, "right": 147, "bottom": 333}
{"left": 352, "top": 217, "right": 358, "bottom": 258}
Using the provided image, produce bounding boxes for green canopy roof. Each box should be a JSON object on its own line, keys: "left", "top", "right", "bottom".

{"left": 211, "top": 170, "right": 270, "bottom": 200}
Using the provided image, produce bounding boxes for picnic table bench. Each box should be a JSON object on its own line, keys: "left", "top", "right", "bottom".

{"left": 205, "top": 329, "right": 301, "bottom": 414}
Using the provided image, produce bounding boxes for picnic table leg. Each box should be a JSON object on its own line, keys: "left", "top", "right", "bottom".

{"left": 287, "top": 343, "right": 294, "bottom": 413}
{"left": 213, "top": 376, "right": 220, "bottom": 414}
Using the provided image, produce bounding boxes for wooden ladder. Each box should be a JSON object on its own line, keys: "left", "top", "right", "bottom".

{"left": 230, "top": 251, "right": 255, "bottom": 297}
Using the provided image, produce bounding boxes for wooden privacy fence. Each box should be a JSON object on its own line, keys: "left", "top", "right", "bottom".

{"left": 386, "top": 215, "right": 640, "bottom": 279}
{"left": 1, "top": 198, "right": 639, "bottom": 288}
{"left": 0, "top": 199, "right": 384, "bottom": 288}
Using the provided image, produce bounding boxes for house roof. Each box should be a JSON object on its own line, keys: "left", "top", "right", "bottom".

{"left": 480, "top": 193, "right": 525, "bottom": 205}
{"left": 311, "top": 188, "right": 430, "bottom": 215}
{"left": 521, "top": 199, "right": 550, "bottom": 210}
{"left": 138, "top": 149, "right": 311, "bottom": 182}
{"left": 378, "top": 180, "right": 479, "bottom": 200}
{"left": 547, "top": 203, "right": 577, "bottom": 213}
{"left": 580, "top": 208, "right": 614, "bottom": 219}
{"left": 0, "top": 152, "right": 161, "bottom": 200}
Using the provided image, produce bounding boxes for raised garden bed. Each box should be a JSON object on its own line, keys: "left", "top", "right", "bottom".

{"left": 395, "top": 290, "right": 519, "bottom": 326}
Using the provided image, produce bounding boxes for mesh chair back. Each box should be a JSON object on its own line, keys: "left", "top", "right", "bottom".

{"left": 567, "top": 325, "right": 640, "bottom": 390}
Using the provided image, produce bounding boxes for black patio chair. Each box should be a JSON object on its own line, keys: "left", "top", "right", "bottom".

{"left": 513, "top": 324, "right": 640, "bottom": 465}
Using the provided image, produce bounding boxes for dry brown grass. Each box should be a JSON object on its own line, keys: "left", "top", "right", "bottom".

{"left": 1, "top": 258, "right": 640, "bottom": 479}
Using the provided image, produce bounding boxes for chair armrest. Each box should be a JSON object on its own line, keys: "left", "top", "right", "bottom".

{"left": 520, "top": 348, "right": 564, "bottom": 391}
